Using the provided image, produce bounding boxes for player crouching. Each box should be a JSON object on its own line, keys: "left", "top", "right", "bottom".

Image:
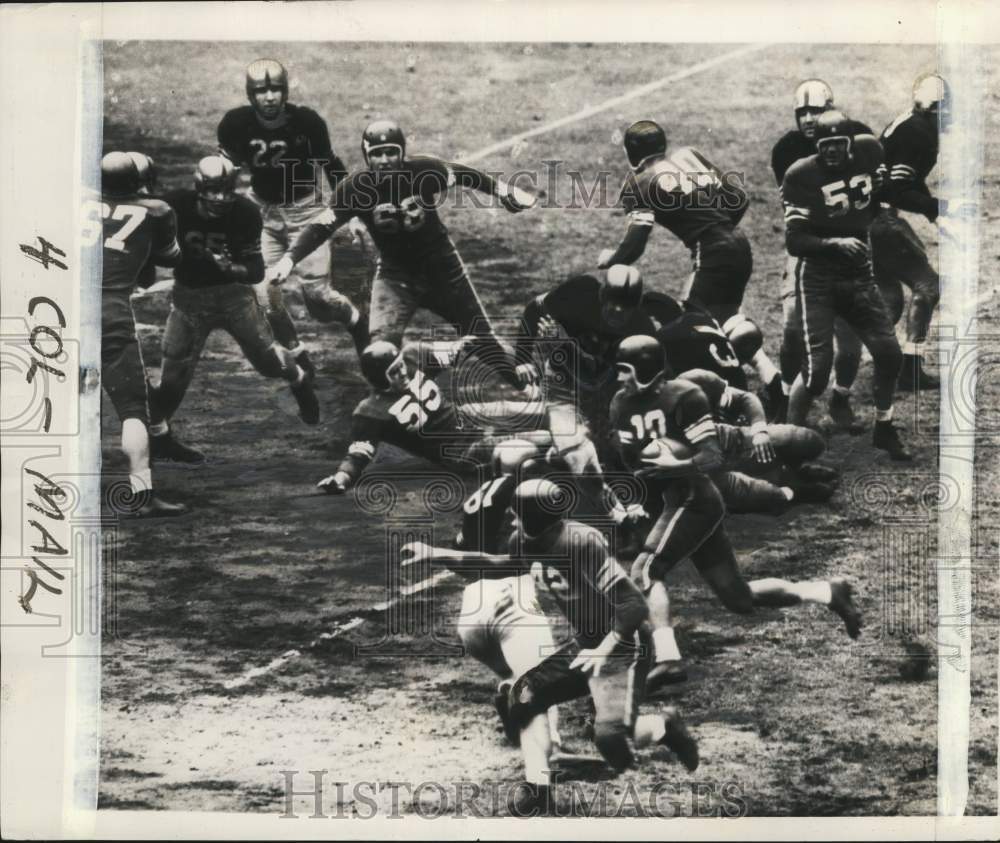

{"left": 402, "top": 477, "right": 700, "bottom": 816}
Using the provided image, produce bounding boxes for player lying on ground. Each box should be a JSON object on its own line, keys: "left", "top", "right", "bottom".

{"left": 146, "top": 156, "right": 321, "bottom": 465}
{"left": 402, "top": 477, "right": 700, "bottom": 816}
{"left": 610, "top": 335, "right": 863, "bottom": 691}
{"left": 781, "top": 111, "right": 911, "bottom": 461}
{"left": 597, "top": 119, "right": 782, "bottom": 400}
{"left": 267, "top": 118, "right": 535, "bottom": 387}
{"left": 90, "top": 152, "right": 186, "bottom": 517}
{"left": 771, "top": 79, "right": 883, "bottom": 429}
{"left": 218, "top": 58, "right": 368, "bottom": 381}
{"left": 317, "top": 338, "right": 551, "bottom": 494}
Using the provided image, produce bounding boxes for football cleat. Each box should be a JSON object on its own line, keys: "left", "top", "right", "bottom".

{"left": 788, "top": 480, "right": 835, "bottom": 505}
{"left": 828, "top": 390, "right": 864, "bottom": 434}
{"left": 101, "top": 151, "right": 141, "bottom": 197}
{"left": 763, "top": 375, "right": 788, "bottom": 423}
{"left": 873, "top": 420, "right": 913, "bottom": 461}
{"left": 127, "top": 492, "right": 188, "bottom": 519}
{"left": 660, "top": 707, "right": 700, "bottom": 772}
{"left": 623, "top": 119, "right": 667, "bottom": 169}
{"left": 292, "top": 347, "right": 316, "bottom": 382}
{"left": 645, "top": 660, "right": 689, "bottom": 695}
{"left": 506, "top": 782, "right": 555, "bottom": 817}
{"left": 290, "top": 375, "right": 320, "bottom": 425}
{"left": 897, "top": 354, "right": 940, "bottom": 392}
{"left": 494, "top": 681, "right": 521, "bottom": 747}
{"left": 615, "top": 334, "right": 665, "bottom": 391}
{"left": 796, "top": 463, "right": 841, "bottom": 485}
{"left": 194, "top": 156, "right": 237, "bottom": 218}
{"left": 151, "top": 431, "right": 206, "bottom": 465}
{"left": 828, "top": 578, "right": 862, "bottom": 639}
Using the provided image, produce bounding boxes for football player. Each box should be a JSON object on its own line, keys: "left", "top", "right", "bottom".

{"left": 267, "top": 118, "right": 534, "bottom": 386}
{"left": 771, "top": 80, "right": 884, "bottom": 428}
{"left": 317, "top": 339, "right": 550, "bottom": 494}
{"left": 89, "top": 152, "right": 186, "bottom": 517}
{"left": 217, "top": 59, "right": 368, "bottom": 376}
{"left": 402, "top": 478, "right": 701, "bottom": 815}
{"left": 876, "top": 73, "right": 951, "bottom": 390}
{"left": 611, "top": 335, "right": 863, "bottom": 689}
{"left": 782, "top": 111, "right": 911, "bottom": 460}
{"left": 447, "top": 441, "right": 564, "bottom": 813}
{"left": 146, "top": 156, "right": 321, "bottom": 464}
{"left": 598, "top": 119, "right": 782, "bottom": 398}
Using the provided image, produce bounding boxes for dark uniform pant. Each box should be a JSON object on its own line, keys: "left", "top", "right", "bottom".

{"left": 683, "top": 225, "right": 753, "bottom": 324}
{"left": 151, "top": 282, "right": 292, "bottom": 425}
{"left": 102, "top": 291, "right": 150, "bottom": 424}
{"left": 793, "top": 256, "right": 902, "bottom": 409}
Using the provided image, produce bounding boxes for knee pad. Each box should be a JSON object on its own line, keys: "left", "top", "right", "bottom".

{"left": 300, "top": 279, "right": 354, "bottom": 324}
{"left": 593, "top": 720, "right": 634, "bottom": 772}
{"left": 722, "top": 313, "right": 763, "bottom": 364}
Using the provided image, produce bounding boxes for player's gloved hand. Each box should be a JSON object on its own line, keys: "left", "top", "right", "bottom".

{"left": 347, "top": 216, "right": 368, "bottom": 245}
{"left": 317, "top": 471, "right": 352, "bottom": 495}
{"left": 400, "top": 540, "right": 433, "bottom": 568}
{"left": 497, "top": 181, "right": 537, "bottom": 213}
{"left": 750, "top": 428, "right": 776, "bottom": 464}
{"left": 828, "top": 237, "right": 868, "bottom": 262}
{"left": 597, "top": 248, "right": 615, "bottom": 269}
{"left": 266, "top": 254, "right": 295, "bottom": 285}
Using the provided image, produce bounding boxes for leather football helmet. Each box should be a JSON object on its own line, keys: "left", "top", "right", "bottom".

{"left": 623, "top": 120, "right": 667, "bottom": 169}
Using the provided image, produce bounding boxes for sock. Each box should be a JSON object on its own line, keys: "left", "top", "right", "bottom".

{"left": 149, "top": 421, "right": 169, "bottom": 437}
{"left": 753, "top": 350, "right": 781, "bottom": 385}
{"left": 292, "top": 365, "right": 306, "bottom": 386}
{"left": 833, "top": 385, "right": 851, "bottom": 398}
{"left": 782, "top": 380, "right": 793, "bottom": 396}
{"left": 652, "top": 626, "right": 682, "bottom": 662}
{"left": 903, "top": 341, "right": 922, "bottom": 357}
{"left": 875, "top": 406, "right": 894, "bottom": 422}
{"left": 796, "top": 581, "right": 833, "bottom": 605}
{"left": 130, "top": 468, "right": 152, "bottom": 495}
{"left": 547, "top": 706, "right": 562, "bottom": 751}
{"left": 632, "top": 713, "right": 667, "bottom": 748}
{"left": 519, "top": 713, "right": 552, "bottom": 785}
{"left": 781, "top": 486, "right": 795, "bottom": 501}
{"left": 347, "top": 305, "right": 360, "bottom": 329}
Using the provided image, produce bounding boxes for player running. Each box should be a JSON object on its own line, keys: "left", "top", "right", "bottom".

{"left": 218, "top": 59, "right": 368, "bottom": 378}
{"left": 611, "top": 335, "right": 863, "bottom": 690}
{"left": 771, "top": 80, "right": 882, "bottom": 428}
{"left": 316, "top": 339, "right": 549, "bottom": 494}
{"left": 267, "top": 118, "right": 534, "bottom": 386}
{"left": 782, "top": 111, "right": 911, "bottom": 460}
{"left": 598, "top": 119, "right": 782, "bottom": 398}
{"left": 402, "top": 477, "right": 701, "bottom": 816}
{"left": 146, "top": 156, "right": 320, "bottom": 464}
{"left": 877, "top": 73, "right": 952, "bottom": 391}
{"left": 88, "top": 152, "right": 186, "bottom": 517}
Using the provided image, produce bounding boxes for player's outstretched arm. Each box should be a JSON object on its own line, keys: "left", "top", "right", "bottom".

{"left": 597, "top": 219, "right": 651, "bottom": 268}
{"left": 268, "top": 209, "right": 346, "bottom": 283}
{"left": 449, "top": 161, "right": 536, "bottom": 213}
{"left": 400, "top": 542, "right": 520, "bottom": 579}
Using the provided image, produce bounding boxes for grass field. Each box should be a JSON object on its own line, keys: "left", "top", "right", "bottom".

{"left": 99, "top": 41, "right": 999, "bottom": 816}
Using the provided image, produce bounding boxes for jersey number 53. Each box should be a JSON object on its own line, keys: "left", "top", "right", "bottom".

{"left": 820, "top": 174, "right": 873, "bottom": 217}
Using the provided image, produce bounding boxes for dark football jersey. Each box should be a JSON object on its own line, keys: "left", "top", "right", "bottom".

{"left": 317, "top": 156, "right": 461, "bottom": 264}
{"left": 457, "top": 474, "right": 518, "bottom": 558}
{"left": 85, "top": 191, "right": 181, "bottom": 293}
{"left": 880, "top": 110, "right": 939, "bottom": 219}
{"left": 515, "top": 274, "right": 659, "bottom": 397}
{"left": 782, "top": 135, "right": 884, "bottom": 239}
{"left": 217, "top": 103, "right": 347, "bottom": 205}
{"left": 770, "top": 119, "right": 874, "bottom": 186}
{"left": 655, "top": 310, "right": 746, "bottom": 389}
{"left": 610, "top": 377, "right": 718, "bottom": 471}
{"left": 675, "top": 367, "right": 762, "bottom": 426}
{"left": 619, "top": 146, "right": 743, "bottom": 250}
{"left": 165, "top": 190, "right": 263, "bottom": 288}
{"left": 337, "top": 342, "right": 479, "bottom": 481}
{"left": 514, "top": 521, "right": 639, "bottom": 646}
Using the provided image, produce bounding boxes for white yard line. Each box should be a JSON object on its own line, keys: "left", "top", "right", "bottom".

{"left": 461, "top": 43, "right": 774, "bottom": 164}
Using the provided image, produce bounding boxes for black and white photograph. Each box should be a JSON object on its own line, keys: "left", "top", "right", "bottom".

{"left": 1, "top": 1, "right": 998, "bottom": 836}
